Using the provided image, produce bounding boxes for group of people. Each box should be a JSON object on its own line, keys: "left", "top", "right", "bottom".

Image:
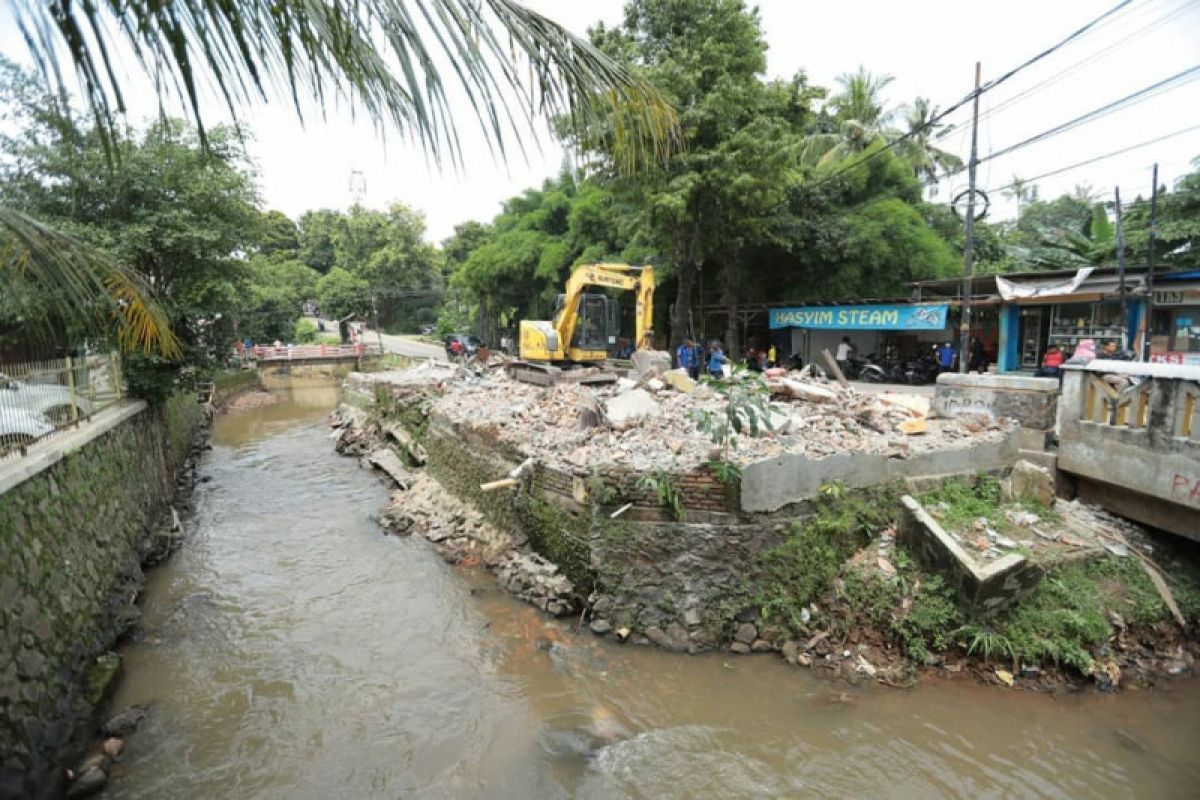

{"left": 1036, "top": 339, "right": 1134, "bottom": 378}
{"left": 676, "top": 339, "right": 738, "bottom": 380}
{"left": 928, "top": 337, "right": 989, "bottom": 374}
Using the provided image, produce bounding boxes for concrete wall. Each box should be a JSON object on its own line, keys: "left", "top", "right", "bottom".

{"left": 1057, "top": 362, "right": 1200, "bottom": 539}
{"left": 934, "top": 372, "right": 1060, "bottom": 429}
{"left": 0, "top": 395, "right": 203, "bottom": 796}
{"left": 739, "top": 431, "right": 1020, "bottom": 514}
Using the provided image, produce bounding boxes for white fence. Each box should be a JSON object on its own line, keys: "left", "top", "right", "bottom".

{"left": 0, "top": 353, "right": 124, "bottom": 459}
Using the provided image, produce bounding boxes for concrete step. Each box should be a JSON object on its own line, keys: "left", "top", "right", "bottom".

{"left": 1017, "top": 448, "right": 1057, "bottom": 471}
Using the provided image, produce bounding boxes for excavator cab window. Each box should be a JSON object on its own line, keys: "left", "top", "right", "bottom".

{"left": 570, "top": 293, "right": 611, "bottom": 352}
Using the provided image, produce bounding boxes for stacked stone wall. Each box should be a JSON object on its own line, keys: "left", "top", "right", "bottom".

{"left": 0, "top": 394, "right": 203, "bottom": 797}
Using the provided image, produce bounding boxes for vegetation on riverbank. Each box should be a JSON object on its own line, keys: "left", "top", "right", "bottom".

{"left": 739, "top": 478, "right": 1200, "bottom": 688}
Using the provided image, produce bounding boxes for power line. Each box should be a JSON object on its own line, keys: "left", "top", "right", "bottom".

{"left": 805, "top": 0, "right": 1136, "bottom": 191}
{"left": 968, "top": 0, "right": 1199, "bottom": 130}
{"left": 981, "top": 123, "right": 1200, "bottom": 195}
{"left": 978, "top": 65, "right": 1200, "bottom": 166}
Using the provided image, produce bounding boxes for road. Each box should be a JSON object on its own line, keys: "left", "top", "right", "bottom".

{"left": 365, "top": 328, "right": 447, "bottom": 361}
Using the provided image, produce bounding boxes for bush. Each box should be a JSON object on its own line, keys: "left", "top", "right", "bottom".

{"left": 293, "top": 317, "right": 318, "bottom": 343}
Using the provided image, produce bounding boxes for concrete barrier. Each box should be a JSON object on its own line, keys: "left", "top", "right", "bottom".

{"left": 897, "top": 495, "right": 1045, "bottom": 615}
{"left": 934, "top": 373, "right": 1060, "bottom": 429}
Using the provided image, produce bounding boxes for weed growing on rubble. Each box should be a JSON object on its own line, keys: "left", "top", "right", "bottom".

{"left": 691, "top": 369, "right": 773, "bottom": 459}
{"left": 637, "top": 470, "right": 684, "bottom": 520}
{"left": 705, "top": 459, "right": 742, "bottom": 486}
{"left": 955, "top": 624, "right": 1016, "bottom": 665}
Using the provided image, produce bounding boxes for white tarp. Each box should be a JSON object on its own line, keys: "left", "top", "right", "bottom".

{"left": 995, "top": 266, "right": 1094, "bottom": 301}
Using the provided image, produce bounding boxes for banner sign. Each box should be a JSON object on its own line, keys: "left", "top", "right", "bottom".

{"left": 769, "top": 303, "right": 948, "bottom": 331}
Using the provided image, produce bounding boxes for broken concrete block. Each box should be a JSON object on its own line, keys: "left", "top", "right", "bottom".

{"left": 775, "top": 378, "right": 838, "bottom": 403}
{"left": 663, "top": 369, "right": 696, "bottom": 394}
{"left": 896, "top": 418, "right": 927, "bottom": 436}
{"left": 604, "top": 388, "right": 661, "bottom": 430}
{"left": 632, "top": 349, "right": 672, "bottom": 378}
{"left": 1004, "top": 459, "right": 1055, "bottom": 506}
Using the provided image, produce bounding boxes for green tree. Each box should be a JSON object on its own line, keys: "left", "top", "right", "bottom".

{"left": 297, "top": 210, "right": 343, "bottom": 273}
{"left": 316, "top": 267, "right": 370, "bottom": 320}
{"left": 3, "top": 2, "right": 679, "bottom": 359}
{"left": 256, "top": 210, "right": 301, "bottom": 257}
{"left": 896, "top": 97, "right": 963, "bottom": 191}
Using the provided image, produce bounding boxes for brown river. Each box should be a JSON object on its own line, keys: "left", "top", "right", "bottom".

{"left": 107, "top": 376, "right": 1200, "bottom": 798}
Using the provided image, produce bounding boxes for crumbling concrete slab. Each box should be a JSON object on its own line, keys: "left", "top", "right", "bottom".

{"left": 365, "top": 448, "right": 412, "bottom": 488}
{"left": 934, "top": 373, "right": 1059, "bottom": 429}
{"left": 604, "top": 388, "right": 661, "bottom": 430}
{"left": 898, "top": 495, "right": 1045, "bottom": 615}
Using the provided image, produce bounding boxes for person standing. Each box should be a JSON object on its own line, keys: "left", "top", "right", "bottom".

{"left": 690, "top": 340, "right": 704, "bottom": 381}
{"left": 835, "top": 336, "right": 855, "bottom": 375}
{"left": 677, "top": 339, "right": 695, "bottom": 374}
{"left": 967, "top": 336, "right": 987, "bottom": 373}
{"left": 707, "top": 341, "right": 727, "bottom": 379}
{"left": 936, "top": 341, "right": 956, "bottom": 373}
{"left": 767, "top": 343, "right": 778, "bottom": 368}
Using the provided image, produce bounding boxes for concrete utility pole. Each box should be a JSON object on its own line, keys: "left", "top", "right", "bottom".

{"left": 1115, "top": 186, "right": 1127, "bottom": 350}
{"left": 1141, "top": 163, "right": 1160, "bottom": 361}
{"left": 959, "top": 62, "right": 982, "bottom": 374}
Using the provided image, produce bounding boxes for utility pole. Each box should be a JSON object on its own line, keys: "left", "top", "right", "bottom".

{"left": 1141, "top": 163, "right": 1159, "bottom": 361}
{"left": 1115, "top": 186, "right": 1127, "bottom": 350}
{"left": 959, "top": 62, "right": 982, "bottom": 374}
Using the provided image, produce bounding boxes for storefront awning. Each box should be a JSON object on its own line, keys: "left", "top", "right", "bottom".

{"left": 996, "top": 267, "right": 1094, "bottom": 301}
{"left": 768, "top": 303, "right": 948, "bottom": 331}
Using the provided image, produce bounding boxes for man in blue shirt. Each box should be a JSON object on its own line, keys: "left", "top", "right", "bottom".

{"left": 936, "top": 341, "right": 956, "bottom": 372}
{"left": 707, "top": 341, "right": 727, "bottom": 379}
{"left": 677, "top": 339, "right": 694, "bottom": 373}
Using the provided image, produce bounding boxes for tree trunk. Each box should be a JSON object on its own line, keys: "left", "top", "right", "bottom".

{"left": 721, "top": 262, "right": 743, "bottom": 359}
{"left": 669, "top": 260, "right": 696, "bottom": 352}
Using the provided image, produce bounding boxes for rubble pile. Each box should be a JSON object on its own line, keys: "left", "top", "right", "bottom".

{"left": 377, "top": 473, "right": 577, "bottom": 616}
{"left": 429, "top": 365, "right": 1012, "bottom": 472}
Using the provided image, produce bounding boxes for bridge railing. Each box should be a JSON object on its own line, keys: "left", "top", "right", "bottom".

{"left": 1059, "top": 360, "right": 1200, "bottom": 538}
{"left": 240, "top": 343, "right": 383, "bottom": 362}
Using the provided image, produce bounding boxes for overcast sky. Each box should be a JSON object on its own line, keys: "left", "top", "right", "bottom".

{"left": 1, "top": 0, "right": 1197, "bottom": 241}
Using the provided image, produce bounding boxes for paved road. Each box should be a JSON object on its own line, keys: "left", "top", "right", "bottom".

{"left": 366, "top": 329, "right": 447, "bottom": 362}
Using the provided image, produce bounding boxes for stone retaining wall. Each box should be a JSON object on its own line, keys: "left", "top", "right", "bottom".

{"left": 933, "top": 373, "right": 1060, "bottom": 430}
{"left": 0, "top": 394, "right": 203, "bottom": 797}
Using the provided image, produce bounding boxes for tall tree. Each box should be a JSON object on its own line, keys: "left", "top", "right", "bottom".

{"left": 896, "top": 97, "right": 963, "bottom": 191}
{"left": 3, "top": 1, "right": 680, "bottom": 355}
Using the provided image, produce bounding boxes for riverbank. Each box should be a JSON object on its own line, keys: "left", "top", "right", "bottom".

{"left": 335, "top": 362, "right": 1200, "bottom": 694}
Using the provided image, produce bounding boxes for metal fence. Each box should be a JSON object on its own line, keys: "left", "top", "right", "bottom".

{"left": 0, "top": 352, "right": 124, "bottom": 460}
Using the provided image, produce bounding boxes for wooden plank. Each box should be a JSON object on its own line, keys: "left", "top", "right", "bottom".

{"left": 821, "top": 348, "right": 849, "bottom": 388}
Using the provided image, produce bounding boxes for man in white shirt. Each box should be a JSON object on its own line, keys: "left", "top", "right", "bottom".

{"left": 835, "top": 336, "right": 856, "bottom": 375}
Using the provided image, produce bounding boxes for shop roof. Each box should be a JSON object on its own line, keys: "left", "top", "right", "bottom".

{"left": 910, "top": 265, "right": 1200, "bottom": 302}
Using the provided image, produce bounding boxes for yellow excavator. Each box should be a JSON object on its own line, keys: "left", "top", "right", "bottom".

{"left": 511, "top": 263, "right": 656, "bottom": 385}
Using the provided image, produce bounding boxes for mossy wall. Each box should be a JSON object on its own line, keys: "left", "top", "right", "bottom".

{"left": 0, "top": 395, "right": 203, "bottom": 795}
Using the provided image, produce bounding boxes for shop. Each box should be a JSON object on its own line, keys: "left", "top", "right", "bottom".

{"left": 767, "top": 302, "right": 951, "bottom": 366}
{"left": 1147, "top": 274, "right": 1200, "bottom": 365}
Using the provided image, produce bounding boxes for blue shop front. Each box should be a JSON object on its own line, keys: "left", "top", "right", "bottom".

{"left": 767, "top": 301, "right": 953, "bottom": 366}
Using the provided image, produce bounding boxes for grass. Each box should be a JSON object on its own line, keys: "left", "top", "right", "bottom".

{"left": 918, "top": 474, "right": 1059, "bottom": 535}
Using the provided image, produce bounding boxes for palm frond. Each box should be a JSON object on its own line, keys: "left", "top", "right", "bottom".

{"left": 0, "top": 207, "right": 180, "bottom": 358}
{"left": 10, "top": 0, "right": 680, "bottom": 173}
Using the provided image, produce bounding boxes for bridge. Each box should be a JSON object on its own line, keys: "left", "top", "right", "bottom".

{"left": 1058, "top": 360, "right": 1200, "bottom": 540}
{"left": 240, "top": 343, "right": 385, "bottom": 367}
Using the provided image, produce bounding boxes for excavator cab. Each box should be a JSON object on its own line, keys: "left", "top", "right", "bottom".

{"left": 555, "top": 293, "right": 618, "bottom": 354}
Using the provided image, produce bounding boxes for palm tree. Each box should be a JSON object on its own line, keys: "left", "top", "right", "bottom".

{"left": 3, "top": 0, "right": 679, "bottom": 355}
{"left": 1002, "top": 174, "right": 1035, "bottom": 209}
{"left": 801, "top": 66, "right": 894, "bottom": 168}
{"left": 895, "top": 97, "right": 963, "bottom": 193}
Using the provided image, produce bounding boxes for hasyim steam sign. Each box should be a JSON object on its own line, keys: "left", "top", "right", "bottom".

{"left": 768, "top": 303, "right": 948, "bottom": 331}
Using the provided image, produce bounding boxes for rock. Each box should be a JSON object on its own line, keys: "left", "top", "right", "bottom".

{"left": 855, "top": 655, "right": 877, "bottom": 677}
{"left": 101, "top": 738, "right": 124, "bottom": 760}
{"left": 751, "top": 639, "right": 772, "bottom": 653}
{"left": 614, "top": 627, "right": 631, "bottom": 643}
{"left": 66, "top": 767, "right": 106, "bottom": 798}
{"left": 604, "top": 389, "right": 661, "bottom": 430}
{"left": 896, "top": 418, "right": 927, "bottom": 436}
{"left": 589, "top": 619, "right": 613, "bottom": 636}
{"left": 631, "top": 349, "right": 672, "bottom": 378}
{"left": 663, "top": 369, "right": 696, "bottom": 394}
{"left": 1004, "top": 459, "right": 1055, "bottom": 506}
{"left": 366, "top": 448, "right": 412, "bottom": 488}
{"left": 103, "top": 706, "right": 148, "bottom": 737}
{"left": 729, "top": 642, "right": 751, "bottom": 654}
{"left": 797, "top": 653, "right": 813, "bottom": 667}
{"left": 775, "top": 378, "right": 838, "bottom": 403}
{"left": 733, "top": 622, "right": 757, "bottom": 645}
{"left": 646, "top": 378, "right": 666, "bottom": 392}
{"left": 781, "top": 641, "right": 799, "bottom": 665}
{"left": 995, "top": 669, "right": 1015, "bottom": 687}
{"left": 85, "top": 653, "right": 121, "bottom": 705}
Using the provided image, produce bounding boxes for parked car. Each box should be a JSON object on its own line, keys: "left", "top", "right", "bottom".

{"left": 0, "top": 407, "right": 54, "bottom": 454}
{"left": 443, "top": 333, "right": 484, "bottom": 358}
{"left": 418, "top": 324, "right": 436, "bottom": 336}
{"left": 0, "top": 371, "right": 92, "bottom": 434}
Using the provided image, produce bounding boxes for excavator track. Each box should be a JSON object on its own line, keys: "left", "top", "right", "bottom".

{"left": 505, "top": 361, "right": 618, "bottom": 387}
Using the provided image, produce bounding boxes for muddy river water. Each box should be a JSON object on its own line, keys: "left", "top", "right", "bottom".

{"left": 107, "top": 377, "right": 1200, "bottom": 798}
